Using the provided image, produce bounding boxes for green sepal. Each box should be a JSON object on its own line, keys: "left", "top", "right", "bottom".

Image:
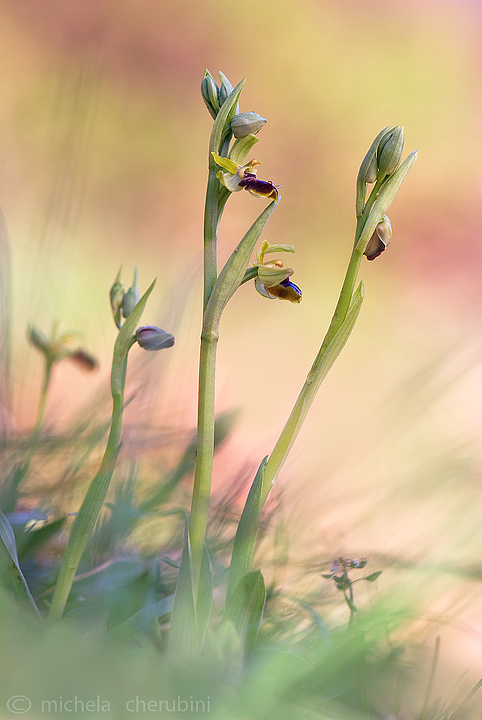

{"left": 262, "top": 243, "right": 295, "bottom": 255}
{"left": 211, "top": 153, "right": 238, "bottom": 174}
{"left": 229, "top": 134, "right": 259, "bottom": 166}
{"left": 257, "top": 265, "right": 293, "bottom": 288}
{"left": 254, "top": 240, "right": 295, "bottom": 266}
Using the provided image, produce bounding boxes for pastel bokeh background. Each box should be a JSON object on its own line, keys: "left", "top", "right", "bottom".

{"left": 1, "top": 0, "right": 482, "bottom": 670}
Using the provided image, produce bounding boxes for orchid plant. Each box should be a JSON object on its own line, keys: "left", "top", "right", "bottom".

{"left": 167, "top": 70, "right": 417, "bottom": 660}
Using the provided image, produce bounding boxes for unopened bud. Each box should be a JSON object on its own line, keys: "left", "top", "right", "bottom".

{"left": 231, "top": 112, "right": 267, "bottom": 138}
{"left": 217, "top": 71, "right": 234, "bottom": 107}
{"left": 201, "top": 70, "right": 219, "bottom": 119}
{"left": 109, "top": 268, "right": 125, "bottom": 329}
{"left": 122, "top": 267, "right": 140, "bottom": 319}
{"left": 135, "top": 325, "right": 175, "bottom": 351}
{"left": 28, "top": 324, "right": 50, "bottom": 354}
{"left": 364, "top": 215, "right": 392, "bottom": 260}
{"left": 356, "top": 127, "right": 390, "bottom": 217}
{"left": 377, "top": 126, "right": 404, "bottom": 180}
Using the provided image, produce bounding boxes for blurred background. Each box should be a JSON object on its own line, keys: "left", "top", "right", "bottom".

{"left": 0, "top": 0, "right": 482, "bottom": 672}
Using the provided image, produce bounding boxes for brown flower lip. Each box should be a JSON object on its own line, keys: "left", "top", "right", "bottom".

{"left": 265, "top": 277, "right": 302, "bottom": 303}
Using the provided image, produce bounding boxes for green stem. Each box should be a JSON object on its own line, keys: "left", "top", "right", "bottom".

{"left": 23, "top": 357, "right": 53, "bottom": 471}
{"left": 189, "top": 326, "right": 218, "bottom": 593}
{"left": 259, "top": 152, "right": 419, "bottom": 504}
{"left": 260, "top": 240, "right": 365, "bottom": 505}
{"left": 203, "top": 170, "right": 219, "bottom": 310}
{"left": 48, "top": 281, "right": 155, "bottom": 621}
{"left": 190, "top": 200, "right": 277, "bottom": 595}
{"left": 47, "top": 363, "right": 127, "bottom": 621}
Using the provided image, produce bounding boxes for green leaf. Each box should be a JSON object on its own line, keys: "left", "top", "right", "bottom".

{"left": 17, "top": 517, "right": 65, "bottom": 561}
{"left": 70, "top": 559, "right": 146, "bottom": 598}
{"left": 204, "top": 201, "right": 278, "bottom": 332}
{"left": 196, "top": 543, "right": 213, "bottom": 647}
{"left": 168, "top": 515, "right": 198, "bottom": 661}
{"left": 209, "top": 79, "right": 245, "bottom": 159}
{"left": 48, "top": 446, "right": 122, "bottom": 621}
{"left": 0, "top": 509, "right": 39, "bottom": 615}
{"left": 224, "top": 569, "right": 266, "bottom": 657}
{"left": 364, "top": 571, "right": 382, "bottom": 582}
{"left": 226, "top": 456, "right": 267, "bottom": 603}
{"left": 112, "top": 594, "right": 175, "bottom": 634}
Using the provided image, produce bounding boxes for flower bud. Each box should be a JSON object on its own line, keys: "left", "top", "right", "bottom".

{"left": 364, "top": 215, "right": 392, "bottom": 260}
{"left": 377, "top": 126, "right": 404, "bottom": 180}
{"left": 231, "top": 112, "right": 267, "bottom": 138}
{"left": 135, "top": 325, "right": 175, "bottom": 351}
{"left": 201, "top": 69, "right": 219, "bottom": 119}
{"left": 122, "top": 267, "right": 140, "bottom": 319}
{"left": 217, "top": 71, "right": 234, "bottom": 107}
{"left": 28, "top": 324, "right": 50, "bottom": 354}
{"left": 109, "top": 268, "right": 125, "bottom": 329}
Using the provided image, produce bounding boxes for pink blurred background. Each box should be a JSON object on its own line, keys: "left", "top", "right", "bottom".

{"left": 1, "top": 0, "right": 482, "bottom": 670}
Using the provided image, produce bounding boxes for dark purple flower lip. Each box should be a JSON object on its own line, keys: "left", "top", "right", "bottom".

{"left": 238, "top": 173, "right": 280, "bottom": 201}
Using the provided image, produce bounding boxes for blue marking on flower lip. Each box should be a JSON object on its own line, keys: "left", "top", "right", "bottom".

{"left": 267, "top": 278, "right": 302, "bottom": 302}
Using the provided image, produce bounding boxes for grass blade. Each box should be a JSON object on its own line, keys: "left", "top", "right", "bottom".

{"left": 0, "top": 509, "right": 39, "bottom": 615}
